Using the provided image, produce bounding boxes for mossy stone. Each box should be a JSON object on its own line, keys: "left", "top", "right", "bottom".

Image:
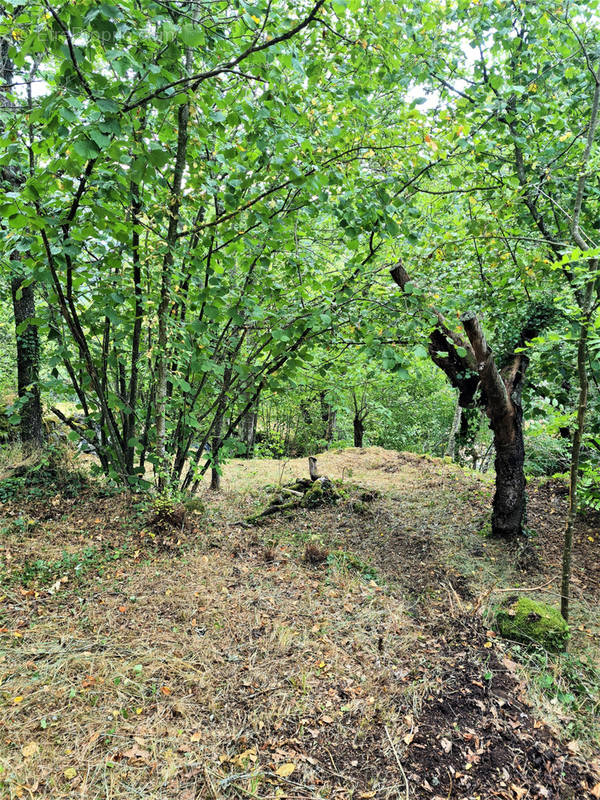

{"left": 495, "top": 596, "right": 569, "bottom": 652}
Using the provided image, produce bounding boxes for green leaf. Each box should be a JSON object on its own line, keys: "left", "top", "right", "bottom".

{"left": 72, "top": 138, "right": 101, "bottom": 159}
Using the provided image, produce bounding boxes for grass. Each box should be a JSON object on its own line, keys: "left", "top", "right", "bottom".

{"left": 1, "top": 445, "right": 599, "bottom": 798}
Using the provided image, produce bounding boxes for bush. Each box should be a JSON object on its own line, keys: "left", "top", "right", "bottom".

{"left": 579, "top": 460, "right": 600, "bottom": 512}
{"left": 254, "top": 430, "right": 287, "bottom": 459}
{"left": 524, "top": 431, "right": 570, "bottom": 477}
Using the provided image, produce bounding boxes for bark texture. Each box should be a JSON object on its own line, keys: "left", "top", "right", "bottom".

{"left": 11, "top": 275, "right": 43, "bottom": 449}
{"left": 353, "top": 415, "right": 364, "bottom": 448}
{"left": 462, "top": 312, "right": 527, "bottom": 539}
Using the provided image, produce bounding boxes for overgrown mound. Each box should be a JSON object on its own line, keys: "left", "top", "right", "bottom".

{"left": 0, "top": 445, "right": 90, "bottom": 503}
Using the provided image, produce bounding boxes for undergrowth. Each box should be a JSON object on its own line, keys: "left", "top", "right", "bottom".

{"left": 0, "top": 543, "right": 130, "bottom": 588}
{"left": 0, "top": 445, "right": 90, "bottom": 502}
{"left": 509, "top": 643, "right": 600, "bottom": 746}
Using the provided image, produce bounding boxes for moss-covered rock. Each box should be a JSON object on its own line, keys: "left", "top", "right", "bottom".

{"left": 495, "top": 596, "right": 569, "bottom": 652}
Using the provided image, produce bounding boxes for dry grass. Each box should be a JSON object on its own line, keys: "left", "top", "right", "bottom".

{"left": 1, "top": 548, "right": 424, "bottom": 799}
{"left": 1, "top": 447, "right": 599, "bottom": 799}
{"left": 197, "top": 445, "right": 494, "bottom": 496}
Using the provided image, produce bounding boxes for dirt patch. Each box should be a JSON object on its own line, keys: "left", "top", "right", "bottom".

{"left": 407, "top": 617, "right": 596, "bottom": 799}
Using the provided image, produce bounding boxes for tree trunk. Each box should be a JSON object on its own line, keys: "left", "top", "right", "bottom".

{"left": 2, "top": 44, "right": 43, "bottom": 451}
{"left": 353, "top": 415, "right": 364, "bottom": 448}
{"left": 320, "top": 392, "right": 335, "bottom": 447}
{"left": 327, "top": 408, "right": 336, "bottom": 444}
{"left": 156, "top": 99, "right": 189, "bottom": 487}
{"left": 445, "top": 396, "right": 461, "bottom": 459}
{"left": 462, "top": 312, "right": 527, "bottom": 538}
{"left": 240, "top": 396, "right": 259, "bottom": 458}
{"left": 491, "top": 408, "right": 526, "bottom": 539}
{"left": 11, "top": 274, "right": 43, "bottom": 450}
{"left": 561, "top": 281, "right": 594, "bottom": 622}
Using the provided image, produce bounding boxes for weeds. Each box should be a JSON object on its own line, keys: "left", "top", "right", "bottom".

{"left": 1, "top": 543, "right": 129, "bottom": 588}
{"left": 326, "top": 549, "right": 379, "bottom": 582}
{"left": 510, "top": 644, "right": 600, "bottom": 745}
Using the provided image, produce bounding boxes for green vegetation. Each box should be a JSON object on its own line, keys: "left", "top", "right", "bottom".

{"left": 495, "top": 596, "right": 570, "bottom": 653}
{"left": 2, "top": 2, "right": 600, "bottom": 793}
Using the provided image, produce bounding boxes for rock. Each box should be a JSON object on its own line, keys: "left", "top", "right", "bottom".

{"left": 495, "top": 596, "right": 569, "bottom": 652}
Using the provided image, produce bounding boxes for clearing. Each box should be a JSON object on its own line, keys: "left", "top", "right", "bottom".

{"left": 1, "top": 446, "right": 599, "bottom": 799}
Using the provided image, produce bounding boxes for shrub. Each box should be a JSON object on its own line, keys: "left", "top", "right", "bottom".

{"left": 579, "top": 461, "right": 600, "bottom": 512}
{"left": 524, "top": 431, "right": 570, "bottom": 477}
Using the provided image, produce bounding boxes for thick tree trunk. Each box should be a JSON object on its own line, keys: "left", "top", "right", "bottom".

{"left": 462, "top": 312, "right": 526, "bottom": 539}
{"left": 11, "top": 274, "right": 43, "bottom": 450}
{"left": 491, "top": 408, "right": 526, "bottom": 539}
{"left": 2, "top": 46, "right": 43, "bottom": 451}
{"left": 353, "top": 415, "right": 364, "bottom": 448}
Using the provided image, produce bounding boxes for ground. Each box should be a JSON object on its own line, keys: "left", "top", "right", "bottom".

{"left": 1, "top": 447, "right": 599, "bottom": 799}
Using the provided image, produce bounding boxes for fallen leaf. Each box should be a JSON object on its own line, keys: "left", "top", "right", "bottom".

{"left": 275, "top": 763, "right": 296, "bottom": 778}
{"left": 21, "top": 742, "right": 39, "bottom": 758}
{"left": 440, "top": 737, "right": 452, "bottom": 753}
{"left": 161, "top": 686, "right": 171, "bottom": 696}
{"left": 190, "top": 731, "right": 202, "bottom": 742}
{"left": 403, "top": 731, "right": 415, "bottom": 745}
{"left": 63, "top": 768, "right": 77, "bottom": 780}
{"left": 13, "top": 696, "right": 24, "bottom": 704}
{"left": 121, "top": 745, "right": 151, "bottom": 765}
{"left": 591, "top": 783, "right": 600, "bottom": 798}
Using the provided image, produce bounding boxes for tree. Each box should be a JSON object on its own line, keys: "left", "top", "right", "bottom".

{"left": 391, "top": 262, "right": 534, "bottom": 538}
{"left": 1, "top": 35, "right": 43, "bottom": 449}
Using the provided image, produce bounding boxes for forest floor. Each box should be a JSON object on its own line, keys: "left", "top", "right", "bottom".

{"left": 1, "top": 446, "right": 600, "bottom": 799}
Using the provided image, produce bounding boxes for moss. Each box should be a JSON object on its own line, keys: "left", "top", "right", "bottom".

{"left": 495, "top": 596, "right": 569, "bottom": 652}
{"left": 300, "top": 478, "right": 339, "bottom": 508}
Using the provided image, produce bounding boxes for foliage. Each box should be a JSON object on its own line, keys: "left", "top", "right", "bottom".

{"left": 523, "top": 430, "right": 570, "bottom": 477}
{"left": 0, "top": 444, "right": 89, "bottom": 501}
{"left": 578, "top": 461, "right": 600, "bottom": 512}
